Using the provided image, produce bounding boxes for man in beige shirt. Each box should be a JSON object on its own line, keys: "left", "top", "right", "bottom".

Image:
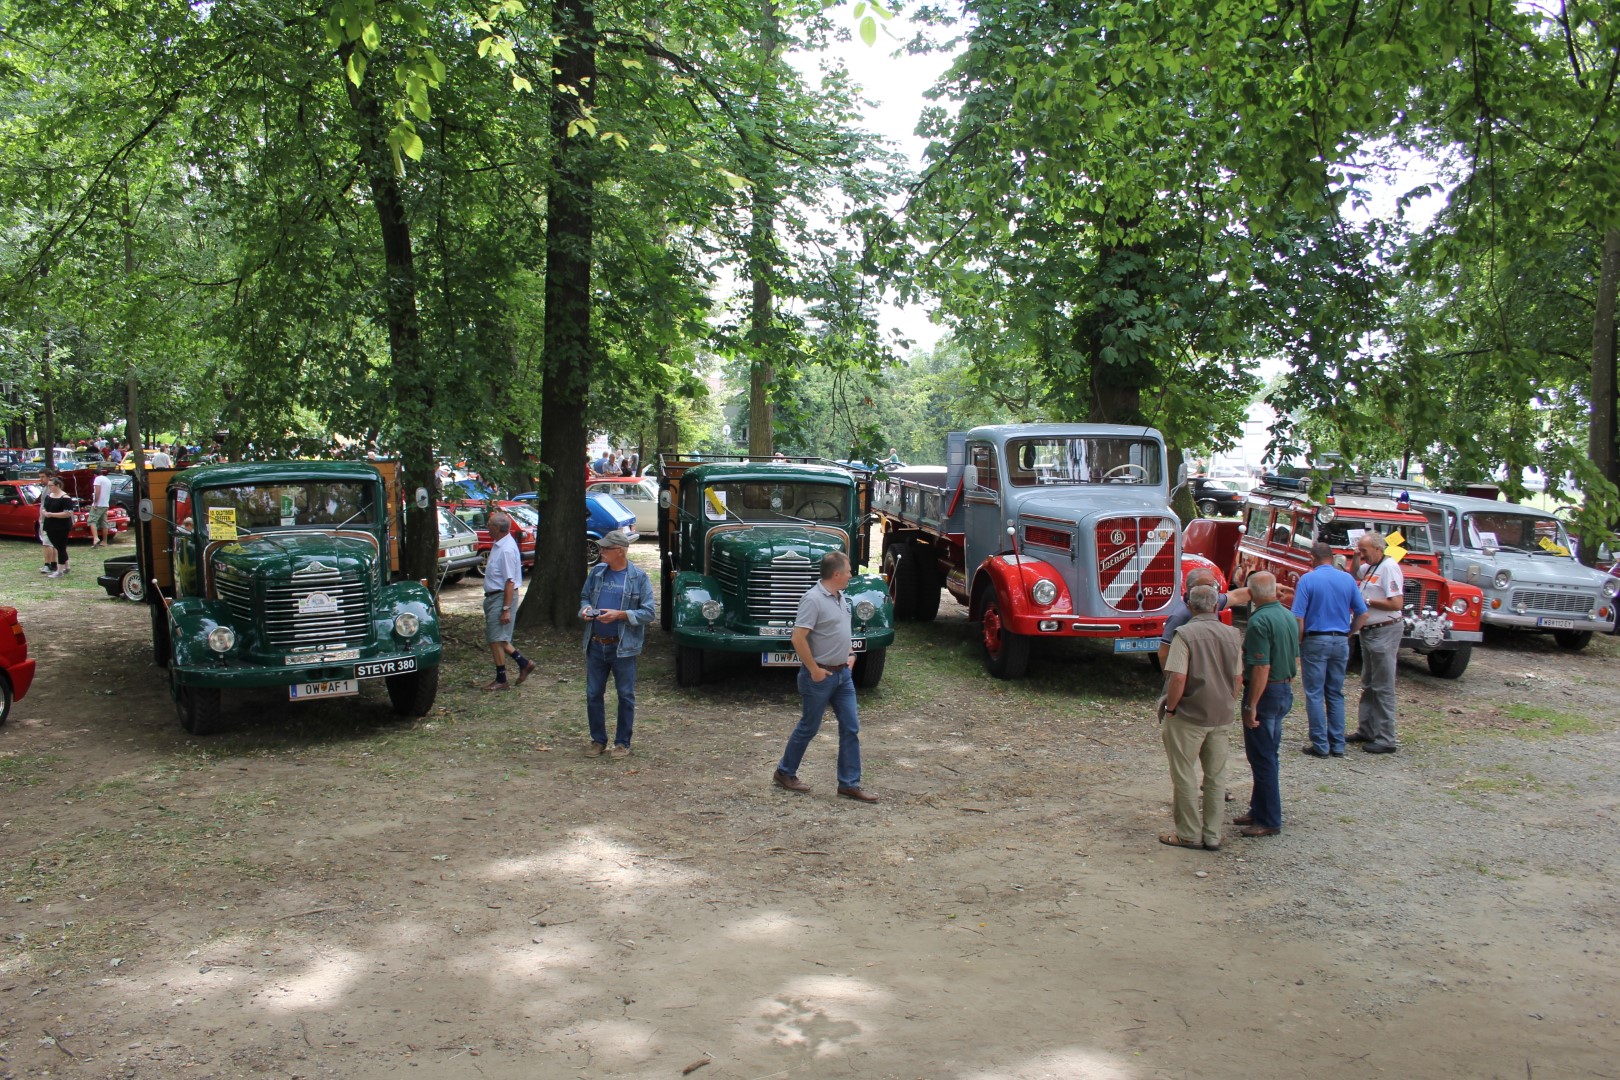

{"left": 1158, "top": 584, "right": 1244, "bottom": 850}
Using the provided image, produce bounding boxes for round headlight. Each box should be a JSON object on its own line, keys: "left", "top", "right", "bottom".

{"left": 1031, "top": 579, "right": 1058, "bottom": 606}
{"left": 394, "top": 612, "right": 420, "bottom": 638}
{"left": 701, "top": 599, "right": 723, "bottom": 622}
{"left": 1318, "top": 504, "right": 1336, "bottom": 524}
{"left": 206, "top": 626, "right": 236, "bottom": 654}
{"left": 855, "top": 599, "right": 876, "bottom": 621}
{"left": 1492, "top": 569, "right": 1512, "bottom": 590}
{"left": 1450, "top": 598, "right": 1468, "bottom": 615}
{"left": 1603, "top": 578, "right": 1618, "bottom": 599}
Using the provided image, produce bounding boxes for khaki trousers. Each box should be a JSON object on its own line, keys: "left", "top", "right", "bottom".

{"left": 1161, "top": 715, "right": 1231, "bottom": 847}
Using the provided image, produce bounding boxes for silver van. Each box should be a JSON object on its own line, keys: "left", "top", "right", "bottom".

{"left": 1408, "top": 491, "right": 1618, "bottom": 650}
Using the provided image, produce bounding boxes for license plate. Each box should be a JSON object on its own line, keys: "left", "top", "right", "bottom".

{"left": 290, "top": 679, "right": 358, "bottom": 700}
{"left": 356, "top": 656, "right": 416, "bottom": 679}
{"left": 447, "top": 545, "right": 471, "bottom": 558}
{"left": 851, "top": 639, "right": 867, "bottom": 652}
{"left": 285, "top": 649, "right": 359, "bottom": 666}
{"left": 1114, "top": 637, "right": 1161, "bottom": 654}
{"left": 762, "top": 651, "right": 802, "bottom": 667}
{"left": 1536, "top": 617, "right": 1576, "bottom": 629}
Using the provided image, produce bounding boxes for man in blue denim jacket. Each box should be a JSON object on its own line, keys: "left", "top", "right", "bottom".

{"left": 579, "top": 529, "right": 657, "bottom": 758}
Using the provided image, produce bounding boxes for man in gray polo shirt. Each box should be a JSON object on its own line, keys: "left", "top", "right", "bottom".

{"left": 772, "top": 551, "right": 877, "bottom": 802}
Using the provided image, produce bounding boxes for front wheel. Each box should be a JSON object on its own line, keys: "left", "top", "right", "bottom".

{"left": 151, "top": 601, "right": 171, "bottom": 669}
{"left": 1197, "top": 499, "right": 1219, "bottom": 518}
{"left": 1554, "top": 629, "right": 1593, "bottom": 650}
{"left": 120, "top": 567, "right": 146, "bottom": 602}
{"left": 882, "top": 541, "right": 918, "bottom": 620}
{"left": 1425, "top": 643, "right": 1471, "bottom": 679}
{"left": 387, "top": 665, "right": 440, "bottom": 717}
{"left": 176, "top": 683, "right": 222, "bottom": 736}
{"left": 980, "top": 590, "right": 1030, "bottom": 680}
{"left": 853, "top": 648, "right": 886, "bottom": 689}
{"left": 675, "top": 644, "right": 704, "bottom": 687}
{"left": 0, "top": 673, "right": 12, "bottom": 725}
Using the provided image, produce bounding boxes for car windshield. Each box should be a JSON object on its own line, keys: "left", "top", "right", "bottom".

{"left": 1006, "top": 437, "right": 1163, "bottom": 486}
{"left": 1463, "top": 511, "right": 1571, "bottom": 554}
{"left": 505, "top": 504, "right": 539, "bottom": 527}
{"left": 700, "top": 480, "right": 848, "bottom": 523}
{"left": 1317, "top": 516, "right": 1434, "bottom": 554}
{"left": 196, "top": 481, "right": 377, "bottom": 539}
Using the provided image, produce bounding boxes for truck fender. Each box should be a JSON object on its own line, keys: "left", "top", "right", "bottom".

{"left": 373, "top": 580, "right": 442, "bottom": 649}
{"left": 845, "top": 573, "right": 894, "bottom": 632}
{"left": 968, "top": 555, "right": 1072, "bottom": 622}
{"left": 671, "top": 571, "right": 726, "bottom": 628}
{"left": 168, "top": 597, "right": 246, "bottom": 670}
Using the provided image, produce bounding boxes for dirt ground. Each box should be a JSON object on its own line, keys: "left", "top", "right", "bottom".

{"left": 1, "top": 540, "right": 1617, "bottom": 1079}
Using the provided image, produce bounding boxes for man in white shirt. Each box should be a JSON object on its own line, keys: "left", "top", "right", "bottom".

{"left": 482, "top": 511, "right": 535, "bottom": 691}
{"left": 90, "top": 464, "right": 114, "bottom": 547}
{"left": 149, "top": 446, "right": 173, "bottom": 469}
{"left": 1348, "top": 532, "right": 1406, "bottom": 754}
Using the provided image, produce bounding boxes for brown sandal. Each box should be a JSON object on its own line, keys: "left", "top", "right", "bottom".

{"left": 1158, "top": 834, "right": 1203, "bottom": 849}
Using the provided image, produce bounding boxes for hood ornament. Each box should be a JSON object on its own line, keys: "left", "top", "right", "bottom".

{"left": 295, "top": 561, "right": 336, "bottom": 576}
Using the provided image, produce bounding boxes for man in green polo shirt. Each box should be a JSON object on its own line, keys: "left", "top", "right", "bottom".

{"left": 1237, "top": 572, "right": 1298, "bottom": 838}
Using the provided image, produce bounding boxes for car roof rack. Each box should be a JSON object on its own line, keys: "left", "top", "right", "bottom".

{"left": 1258, "top": 471, "right": 1427, "bottom": 500}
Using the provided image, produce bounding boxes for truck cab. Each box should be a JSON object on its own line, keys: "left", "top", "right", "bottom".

{"left": 142, "top": 461, "right": 442, "bottom": 734}
{"left": 1407, "top": 490, "right": 1618, "bottom": 648}
{"left": 657, "top": 457, "right": 894, "bottom": 687}
{"left": 875, "top": 424, "right": 1182, "bottom": 678}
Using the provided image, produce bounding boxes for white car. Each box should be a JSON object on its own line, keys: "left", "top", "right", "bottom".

{"left": 587, "top": 476, "right": 659, "bottom": 534}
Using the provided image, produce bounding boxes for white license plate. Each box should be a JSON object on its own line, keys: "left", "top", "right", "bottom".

{"left": 1114, "top": 637, "right": 1161, "bottom": 653}
{"left": 356, "top": 657, "right": 416, "bottom": 679}
{"left": 290, "top": 679, "right": 358, "bottom": 700}
{"left": 1536, "top": 617, "right": 1576, "bottom": 629}
{"left": 447, "top": 545, "right": 471, "bottom": 558}
{"left": 762, "top": 651, "right": 802, "bottom": 667}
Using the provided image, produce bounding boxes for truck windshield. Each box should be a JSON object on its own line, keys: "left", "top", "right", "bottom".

{"left": 1462, "top": 511, "right": 1570, "bottom": 554}
{"left": 1006, "top": 437, "right": 1162, "bottom": 486}
{"left": 701, "top": 481, "right": 848, "bottom": 523}
{"left": 196, "top": 482, "right": 377, "bottom": 538}
{"left": 1317, "top": 517, "right": 1434, "bottom": 554}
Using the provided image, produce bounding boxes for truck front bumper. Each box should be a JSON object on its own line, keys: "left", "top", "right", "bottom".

{"left": 673, "top": 626, "right": 895, "bottom": 654}
{"left": 171, "top": 645, "right": 442, "bottom": 690}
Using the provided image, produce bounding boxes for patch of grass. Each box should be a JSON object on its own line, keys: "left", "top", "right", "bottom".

{"left": 1452, "top": 770, "right": 1541, "bottom": 795}
{"left": 1499, "top": 704, "right": 1602, "bottom": 739}
{"left": 0, "top": 751, "right": 61, "bottom": 788}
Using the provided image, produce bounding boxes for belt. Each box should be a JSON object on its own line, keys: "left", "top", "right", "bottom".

{"left": 1305, "top": 630, "right": 1348, "bottom": 636}
{"left": 591, "top": 635, "right": 622, "bottom": 646}
{"left": 817, "top": 660, "right": 853, "bottom": 671}
{"left": 1362, "top": 620, "right": 1399, "bottom": 629}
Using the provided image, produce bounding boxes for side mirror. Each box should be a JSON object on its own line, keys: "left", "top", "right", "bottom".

{"left": 1176, "top": 461, "right": 1189, "bottom": 486}
{"left": 139, "top": 498, "right": 154, "bottom": 522}
{"left": 964, "top": 464, "right": 980, "bottom": 490}
{"left": 1482, "top": 541, "right": 1498, "bottom": 557}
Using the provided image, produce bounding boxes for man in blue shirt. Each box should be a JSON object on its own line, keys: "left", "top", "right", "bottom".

{"left": 579, "top": 529, "right": 656, "bottom": 758}
{"left": 1291, "top": 541, "right": 1368, "bottom": 756}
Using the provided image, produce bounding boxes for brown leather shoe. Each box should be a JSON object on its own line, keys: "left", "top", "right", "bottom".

{"left": 773, "top": 769, "right": 810, "bottom": 793}
{"left": 837, "top": 785, "right": 878, "bottom": 803}
{"left": 1241, "top": 825, "right": 1280, "bottom": 837}
{"left": 1233, "top": 815, "right": 1256, "bottom": 826}
{"left": 586, "top": 742, "right": 606, "bottom": 757}
{"left": 481, "top": 680, "right": 511, "bottom": 692}
{"left": 515, "top": 659, "right": 537, "bottom": 685}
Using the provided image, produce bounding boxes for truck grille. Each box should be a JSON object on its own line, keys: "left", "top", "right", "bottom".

{"left": 1403, "top": 582, "right": 1440, "bottom": 612}
{"left": 1094, "top": 516, "right": 1176, "bottom": 612}
{"left": 711, "top": 548, "right": 742, "bottom": 596}
{"left": 215, "top": 564, "right": 372, "bottom": 649}
{"left": 1510, "top": 589, "right": 1593, "bottom": 615}
{"left": 745, "top": 553, "right": 821, "bottom": 620}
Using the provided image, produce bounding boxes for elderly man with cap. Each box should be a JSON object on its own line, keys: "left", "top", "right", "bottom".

{"left": 579, "top": 528, "right": 656, "bottom": 758}
{"left": 482, "top": 510, "right": 536, "bottom": 692}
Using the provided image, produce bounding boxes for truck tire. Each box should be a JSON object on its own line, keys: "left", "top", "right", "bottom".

{"left": 1425, "top": 644, "right": 1471, "bottom": 679}
{"left": 675, "top": 644, "right": 705, "bottom": 687}
{"left": 979, "top": 591, "right": 1030, "bottom": 679}
{"left": 120, "top": 567, "right": 146, "bottom": 602}
{"left": 175, "top": 683, "right": 222, "bottom": 736}
{"left": 1553, "top": 629, "right": 1593, "bottom": 651}
{"left": 883, "top": 541, "right": 918, "bottom": 620}
{"left": 853, "top": 648, "right": 886, "bottom": 688}
{"left": 151, "top": 602, "right": 171, "bottom": 669}
{"left": 387, "top": 665, "right": 440, "bottom": 717}
{"left": 659, "top": 554, "right": 673, "bottom": 632}
{"left": 912, "top": 547, "right": 942, "bottom": 621}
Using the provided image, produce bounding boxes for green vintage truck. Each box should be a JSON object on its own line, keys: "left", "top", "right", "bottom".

{"left": 657, "top": 456, "right": 894, "bottom": 687}
{"left": 135, "top": 460, "right": 442, "bottom": 735}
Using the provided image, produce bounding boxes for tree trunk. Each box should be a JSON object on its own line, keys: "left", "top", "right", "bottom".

{"left": 340, "top": 42, "right": 437, "bottom": 583}
{"left": 1588, "top": 224, "right": 1620, "bottom": 549}
{"left": 744, "top": 3, "right": 782, "bottom": 458}
{"left": 40, "top": 336, "right": 54, "bottom": 466}
{"left": 519, "top": 0, "right": 597, "bottom": 629}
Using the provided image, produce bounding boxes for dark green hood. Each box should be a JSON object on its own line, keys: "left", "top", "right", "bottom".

{"left": 210, "top": 532, "right": 380, "bottom": 580}
{"left": 709, "top": 525, "right": 848, "bottom": 567}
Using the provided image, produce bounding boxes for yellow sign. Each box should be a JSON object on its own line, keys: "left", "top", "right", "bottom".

{"left": 207, "top": 507, "right": 238, "bottom": 540}
{"left": 1384, "top": 529, "right": 1407, "bottom": 563}
{"left": 1538, "top": 536, "right": 1570, "bottom": 556}
{"left": 704, "top": 488, "right": 728, "bottom": 519}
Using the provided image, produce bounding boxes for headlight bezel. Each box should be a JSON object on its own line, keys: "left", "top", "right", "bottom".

{"left": 1450, "top": 598, "right": 1468, "bottom": 615}
{"left": 1031, "top": 579, "right": 1058, "bottom": 606}
{"left": 206, "top": 626, "right": 236, "bottom": 654}
{"left": 854, "top": 599, "right": 877, "bottom": 622}
{"left": 700, "top": 599, "right": 724, "bottom": 622}
{"left": 393, "top": 612, "right": 420, "bottom": 638}
{"left": 1603, "top": 578, "right": 1619, "bottom": 599}
{"left": 1492, "top": 569, "right": 1512, "bottom": 590}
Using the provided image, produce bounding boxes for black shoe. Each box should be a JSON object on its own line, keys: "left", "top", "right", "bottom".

{"left": 1346, "top": 732, "right": 1371, "bottom": 743}
{"left": 1362, "top": 744, "right": 1398, "bottom": 754}
{"left": 1300, "top": 745, "right": 1330, "bottom": 758}
{"left": 1330, "top": 750, "right": 1346, "bottom": 757}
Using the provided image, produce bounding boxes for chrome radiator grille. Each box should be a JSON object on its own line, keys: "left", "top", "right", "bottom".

{"left": 1510, "top": 589, "right": 1594, "bottom": 615}
{"left": 744, "top": 555, "right": 821, "bottom": 620}
{"left": 1403, "top": 582, "right": 1440, "bottom": 612}
{"left": 711, "top": 549, "right": 742, "bottom": 596}
{"left": 214, "top": 564, "right": 373, "bottom": 649}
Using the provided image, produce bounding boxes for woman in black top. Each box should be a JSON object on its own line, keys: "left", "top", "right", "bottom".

{"left": 40, "top": 474, "right": 76, "bottom": 578}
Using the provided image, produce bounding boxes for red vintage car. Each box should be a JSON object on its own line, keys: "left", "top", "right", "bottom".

{"left": 0, "top": 606, "right": 36, "bottom": 722}
{"left": 0, "top": 479, "right": 130, "bottom": 542}
{"left": 444, "top": 501, "right": 537, "bottom": 575}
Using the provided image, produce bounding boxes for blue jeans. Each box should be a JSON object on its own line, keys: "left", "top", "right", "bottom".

{"left": 585, "top": 640, "right": 637, "bottom": 747}
{"left": 1244, "top": 681, "right": 1292, "bottom": 830}
{"left": 778, "top": 666, "right": 861, "bottom": 787}
{"left": 1300, "top": 635, "right": 1350, "bottom": 753}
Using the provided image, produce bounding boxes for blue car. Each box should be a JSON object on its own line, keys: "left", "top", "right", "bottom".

{"left": 509, "top": 491, "right": 637, "bottom": 565}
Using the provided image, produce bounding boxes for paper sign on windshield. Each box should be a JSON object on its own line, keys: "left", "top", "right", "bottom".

{"left": 207, "top": 507, "right": 238, "bottom": 540}
{"left": 1538, "top": 536, "right": 1570, "bottom": 556}
{"left": 705, "top": 488, "right": 728, "bottom": 520}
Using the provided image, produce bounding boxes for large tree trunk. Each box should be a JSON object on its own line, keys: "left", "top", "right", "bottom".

{"left": 340, "top": 43, "right": 437, "bottom": 582}
{"left": 744, "top": 4, "right": 782, "bottom": 458}
{"left": 1588, "top": 224, "right": 1620, "bottom": 552}
{"left": 40, "top": 336, "right": 54, "bottom": 465}
{"left": 519, "top": 0, "right": 597, "bottom": 629}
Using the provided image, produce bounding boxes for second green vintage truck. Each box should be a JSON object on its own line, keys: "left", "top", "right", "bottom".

{"left": 136, "top": 460, "right": 442, "bottom": 735}
{"left": 657, "top": 456, "right": 894, "bottom": 687}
